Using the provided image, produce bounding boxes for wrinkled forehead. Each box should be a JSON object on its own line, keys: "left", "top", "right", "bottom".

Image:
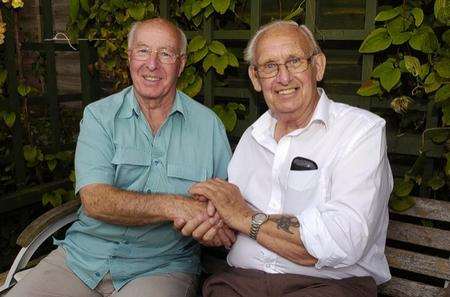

{"left": 133, "top": 21, "right": 181, "bottom": 50}
{"left": 254, "top": 26, "right": 313, "bottom": 63}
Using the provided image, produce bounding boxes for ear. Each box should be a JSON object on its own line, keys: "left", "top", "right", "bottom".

{"left": 312, "top": 53, "right": 326, "bottom": 82}
{"left": 248, "top": 66, "right": 262, "bottom": 92}
{"left": 177, "top": 54, "right": 187, "bottom": 77}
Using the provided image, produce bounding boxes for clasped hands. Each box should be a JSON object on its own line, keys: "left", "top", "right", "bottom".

{"left": 174, "top": 179, "right": 253, "bottom": 248}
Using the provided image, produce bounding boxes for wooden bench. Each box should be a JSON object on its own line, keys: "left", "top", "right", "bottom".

{"left": 1, "top": 197, "right": 449, "bottom": 296}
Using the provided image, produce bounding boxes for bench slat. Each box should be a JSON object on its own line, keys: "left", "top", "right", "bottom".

{"left": 385, "top": 247, "right": 450, "bottom": 280}
{"left": 379, "top": 276, "right": 446, "bottom": 297}
{"left": 391, "top": 197, "right": 450, "bottom": 222}
{"left": 387, "top": 221, "right": 450, "bottom": 250}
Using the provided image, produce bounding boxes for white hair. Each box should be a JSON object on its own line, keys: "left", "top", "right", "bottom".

{"left": 127, "top": 19, "right": 187, "bottom": 54}
{"left": 244, "top": 20, "right": 322, "bottom": 65}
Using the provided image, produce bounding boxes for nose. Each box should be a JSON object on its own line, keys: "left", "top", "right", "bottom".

{"left": 276, "top": 64, "right": 292, "bottom": 85}
{"left": 144, "top": 51, "right": 159, "bottom": 70}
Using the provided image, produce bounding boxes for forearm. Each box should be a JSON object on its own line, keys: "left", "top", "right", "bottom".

{"left": 80, "top": 184, "right": 205, "bottom": 226}
{"left": 254, "top": 215, "right": 317, "bottom": 266}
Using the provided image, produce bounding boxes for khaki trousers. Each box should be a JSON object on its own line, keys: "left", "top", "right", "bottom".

{"left": 5, "top": 247, "right": 197, "bottom": 297}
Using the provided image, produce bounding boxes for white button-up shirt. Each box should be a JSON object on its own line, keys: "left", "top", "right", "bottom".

{"left": 227, "top": 89, "right": 393, "bottom": 284}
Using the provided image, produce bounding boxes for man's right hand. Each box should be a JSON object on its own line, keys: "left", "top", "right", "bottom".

{"left": 174, "top": 214, "right": 236, "bottom": 248}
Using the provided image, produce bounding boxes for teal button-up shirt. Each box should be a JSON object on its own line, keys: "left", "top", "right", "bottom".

{"left": 56, "top": 86, "right": 231, "bottom": 290}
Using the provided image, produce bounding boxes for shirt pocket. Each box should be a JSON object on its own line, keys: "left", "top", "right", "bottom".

{"left": 111, "top": 147, "right": 151, "bottom": 190}
{"left": 167, "top": 164, "right": 207, "bottom": 195}
{"left": 285, "top": 168, "right": 329, "bottom": 214}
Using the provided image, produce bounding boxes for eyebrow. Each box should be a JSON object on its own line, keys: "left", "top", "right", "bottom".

{"left": 134, "top": 43, "right": 177, "bottom": 51}
{"left": 259, "top": 54, "right": 305, "bottom": 65}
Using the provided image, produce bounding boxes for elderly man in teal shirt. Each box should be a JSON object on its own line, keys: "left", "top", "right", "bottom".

{"left": 6, "top": 18, "right": 233, "bottom": 297}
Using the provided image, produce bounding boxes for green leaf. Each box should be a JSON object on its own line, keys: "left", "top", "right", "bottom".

{"left": 411, "top": 8, "right": 424, "bottom": 27}
{"left": 391, "top": 31, "right": 411, "bottom": 45}
{"left": 201, "top": 0, "right": 212, "bottom": 8}
{"left": 424, "top": 72, "right": 442, "bottom": 93}
{"left": 394, "top": 178, "right": 414, "bottom": 197}
{"left": 69, "top": 0, "right": 80, "bottom": 22}
{"left": 181, "top": 0, "right": 194, "bottom": 19}
{"left": 372, "top": 60, "right": 394, "bottom": 78}
{"left": 443, "top": 102, "right": 450, "bottom": 125}
{"left": 191, "top": 46, "right": 209, "bottom": 64}
{"left": 445, "top": 152, "right": 450, "bottom": 176}
{"left": 227, "top": 52, "right": 239, "bottom": 67}
{"left": 47, "top": 159, "right": 57, "bottom": 171}
{"left": 357, "top": 80, "right": 382, "bottom": 96}
{"left": 128, "top": 4, "right": 146, "bottom": 20}
{"left": 191, "top": 0, "right": 203, "bottom": 16}
{"left": 69, "top": 170, "right": 76, "bottom": 183}
{"left": 17, "top": 83, "right": 31, "bottom": 96}
{"left": 283, "top": 3, "right": 304, "bottom": 21}
{"left": 359, "top": 28, "right": 392, "bottom": 53}
{"left": 42, "top": 191, "right": 62, "bottom": 208}
{"left": 435, "top": 58, "right": 450, "bottom": 78}
{"left": 434, "top": 0, "right": 450, "bottom": 25}
{"left": 387, "top": 16, "right": 411, "bottom": 35}
{"left": 427, "top": 129, "right": 449, "bottom": 144}
{"left": 192, "top": 13, "right": 203, "bottom": 27}
{"left": 213, "top": 54, "right": 228, "bottom": 74}
{"left": 80, "top": 0, "right": 89, "bottom": 12}
{"left": 375, "top": 7, "right": 400, "bottom": 22}
{"left": 203, "top": 4, "right": 214, "bottom": 18}
{"left": 183, "top": 75, "right": 203, "bottom": 97}
{"left": 435, "top": 84, "right": 450, "bottom": 103}
{"left": 380, "top": 67, "right": 401, "bottom": 92}
{"left": 405, "top": 152, "right": 426, "bottom": 183}
{"left": 404, "top": 55, "right": 421, "bottom": 77}
{"left": 212, "top": 0, "right": 230, "bottom": 14}
{"left": 0, "top": 69, "right": 7, "bottom": 86}
{"left": 23, "top": 145, "right": 38, "bottom": 163}
{"left": 188, "top": 36, "right": 207, "bottom": 53}
{"left": 3, "top": 111, "right": 16, "bottom": 128}
{"left": 419, "top": 63, "right": 430, "bottom": 80}
{"left": 409, "top": 26, "right": 439, "bottom": 54}
{"left": 427, "top": 175, "right": 445, "bottom": 190}
{"left": 389, "top": 195, "right": 415, "bottom": 212}
{"left": 209, "top": 40, "right": 227, "bottom": 55}
{"left": 212, "top": 103, "right": 239, "bottom": 131}
{"left": 203, "top": 53, "right": 218, "bottom": 72}
{"left": 443, "top": 30, "right": 450, "bottom": 45}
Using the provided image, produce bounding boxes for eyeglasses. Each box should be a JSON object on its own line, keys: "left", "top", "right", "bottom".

{"left": 128, "top": 46, "right": 182, "bottom": 64}
{"left": 253, "top": 55, "right": 315, "bottom": 78}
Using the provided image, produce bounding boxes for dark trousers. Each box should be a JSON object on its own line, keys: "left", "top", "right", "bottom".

{"left": 203, "top": 267, "right": 377, "bottom": 297}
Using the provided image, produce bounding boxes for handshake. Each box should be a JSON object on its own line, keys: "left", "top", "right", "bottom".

{"left": 173, "top": 178, "right": 254, "bottom": 248}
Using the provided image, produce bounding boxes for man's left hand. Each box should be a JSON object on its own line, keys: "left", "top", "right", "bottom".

{"left": 189, "top": 179, "right": 254, "bottom": 233}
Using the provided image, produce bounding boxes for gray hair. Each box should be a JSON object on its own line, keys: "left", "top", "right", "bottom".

{"left": 244, "top": 20, "right": 322, "bottom": 65}
{"left": 127, "top": 20, "right": 187, "bottom": 54}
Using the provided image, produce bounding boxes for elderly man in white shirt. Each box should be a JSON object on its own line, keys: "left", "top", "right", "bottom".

{"left": 175, "top": 20, "right": 393, "bottom": 297}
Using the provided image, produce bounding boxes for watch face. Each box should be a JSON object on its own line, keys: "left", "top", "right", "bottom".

{"left": 253, "top": 213, "right": 268, "bottom": 223}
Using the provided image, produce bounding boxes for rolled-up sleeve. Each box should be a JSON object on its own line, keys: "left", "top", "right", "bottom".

{"left": 298, "top": 121, "right": 393, "bottom": 269}
{"left": 74, "top": 107, "right": 115, "bottom": 193}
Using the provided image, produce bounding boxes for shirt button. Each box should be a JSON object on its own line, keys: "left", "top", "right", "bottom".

{"left": 95, "top": 272, "right": 100, "bottom": 277}
{"left": 153, "top": 160, "right": 160, "bottom": 165}
{"left": 265, "top": 264, "right": 271, "bottom": 268}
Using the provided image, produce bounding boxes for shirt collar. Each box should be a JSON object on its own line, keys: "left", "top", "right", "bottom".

{"left": 118, "top": 87, "right": 186, "bottom": 119}
{"left": 251, "top": 88, "right": 331, "bottom": 140}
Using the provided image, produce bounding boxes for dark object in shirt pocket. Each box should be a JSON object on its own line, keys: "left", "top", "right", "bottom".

{"left": 290, "top": 156, "right": 318, "bottom": 171}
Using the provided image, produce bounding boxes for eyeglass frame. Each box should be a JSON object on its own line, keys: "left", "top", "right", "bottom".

{"left": 252, "top": 54, "right": 317, "bottom": 79}
{"left": 128, "top": 46, "right": 185, "bottom": 64}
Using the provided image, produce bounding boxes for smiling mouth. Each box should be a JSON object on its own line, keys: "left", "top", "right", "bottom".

{"left": 143, "top": 75, "right": 161, "bottom": 81}
{"left": 276, "top": 88, "right": 297, "bottom": 95}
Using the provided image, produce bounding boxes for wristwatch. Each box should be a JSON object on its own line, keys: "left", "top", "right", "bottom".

{"left": 249, "top": 212, "right": 269, "bottom": 240}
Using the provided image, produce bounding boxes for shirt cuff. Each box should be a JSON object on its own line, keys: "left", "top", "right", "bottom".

{"left": 297, "top": 207, "right": 347, "bottom": 269}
